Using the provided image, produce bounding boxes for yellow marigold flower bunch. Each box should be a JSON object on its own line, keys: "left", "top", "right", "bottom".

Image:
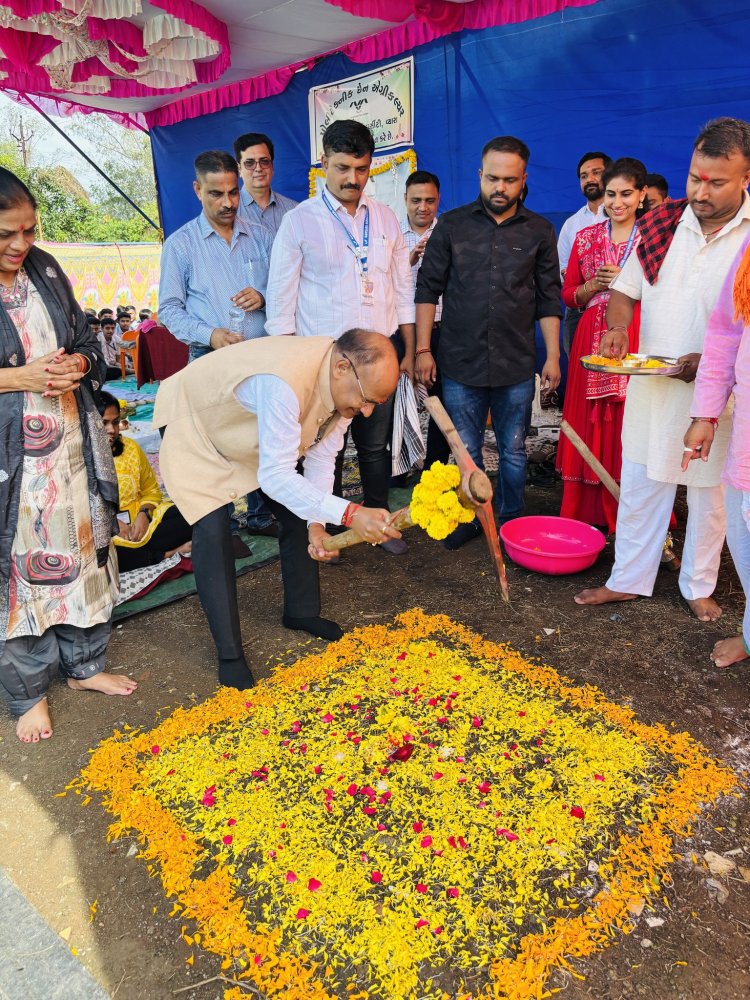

{"left": 411, "top": 461, "right": 475, "bottom": 540}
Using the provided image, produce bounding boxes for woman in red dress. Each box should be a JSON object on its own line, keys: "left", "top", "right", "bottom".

{"left": 556, "top": 157, "right": 648, "bottom": 532}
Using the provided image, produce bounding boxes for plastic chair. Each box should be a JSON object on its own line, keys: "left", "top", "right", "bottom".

{"left": 119, "top": 329, "right": 139, "bottom": 379}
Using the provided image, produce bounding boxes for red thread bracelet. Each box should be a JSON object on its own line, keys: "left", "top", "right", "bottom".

{"left": 341, "top": 502, "right": 361, "bottom": 528}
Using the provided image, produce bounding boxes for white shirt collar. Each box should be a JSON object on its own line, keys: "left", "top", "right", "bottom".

{"left": 680, "top": 191, "right": 750, "bottom": 237}
{"left": 322, "top": 186, "right": 368, "bottom": 215}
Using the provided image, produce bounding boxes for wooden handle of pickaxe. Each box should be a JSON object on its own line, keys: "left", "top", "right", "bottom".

{"left": 560, "top": 419, "right": 620, "bottom": 501}
{"left": 320, "top": 474, "right": 491, "bottom": 553}
{"left": 322, "top": 506, "right": 414, "bottom": 552}
{"left": 424, "top": 397, "right": 510, "bottom": 602}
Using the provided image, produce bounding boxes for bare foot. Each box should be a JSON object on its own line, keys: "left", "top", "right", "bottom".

{"left": 167, "top": 542, "right": 192, "bottom": 558}
{"left": 686, "top": 596, "right": 722, "bottom": 622}
{"left": 16, "top": 699, "right": 53, "bottom": 743}
{"left": 574, "top": 586, "right": 638, "bottom": 606}
{"left": 67, "top": 672, "right": 138, "bottom": 695}
{"left": 710, "top": 635, "right": 749, "bottom": 669}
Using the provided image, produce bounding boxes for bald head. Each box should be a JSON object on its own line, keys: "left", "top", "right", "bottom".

{"left": 331, "top": 329, "right": 400, "bottom": 420}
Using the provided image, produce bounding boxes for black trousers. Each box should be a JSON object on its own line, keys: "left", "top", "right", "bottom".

{"left": 423, "top": 323, "right": 451, "bottom": 468}
{"left": 190, "top": 497, "right": 320, "bottom": 663}
{"left": 115, "top": 505, "right": 192, "bottom": 572}
{"left": 563, "top": 306, "right": 583, "bottom": 356}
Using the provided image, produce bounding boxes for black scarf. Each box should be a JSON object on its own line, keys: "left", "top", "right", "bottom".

{"left": 0, "top": 246, "right": 118, "bottom": 654}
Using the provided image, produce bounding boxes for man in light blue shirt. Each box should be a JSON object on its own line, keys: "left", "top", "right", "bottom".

{"left": 234, "top": 132, "right": 297, "bottom": 238}
{"left": 159, "top": 149, "right": 275, "bottom": 538}
{"left": 159, "top": 149, "right": 273, "bottom": 363}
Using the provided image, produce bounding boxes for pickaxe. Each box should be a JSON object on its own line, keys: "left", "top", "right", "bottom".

{"left": 323, "top": 397, "right": 510, "bottom": 602}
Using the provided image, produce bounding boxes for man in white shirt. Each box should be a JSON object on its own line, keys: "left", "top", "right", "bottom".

{"left": 557, "top": 152, "right": 610, "bottom": 353}
{"left": 400, "top": 169, "right": 449, "bottom": 468}
{"left": 154, "top": 330, "right": 401, "bottom": 689}
{"left": 575, "top": 117, "right": 750, "bottom": 621}
{"left": 266, "top": 120, "right": 416, "bottom": 555}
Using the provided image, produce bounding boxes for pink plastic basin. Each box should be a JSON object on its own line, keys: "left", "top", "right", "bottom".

{"left": 499, "top": 516, "right": 606, "bottom": 575}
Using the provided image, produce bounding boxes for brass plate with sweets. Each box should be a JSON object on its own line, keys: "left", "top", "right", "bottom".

{"left": 580, "top": 353, "right": 685, "bottom": 377}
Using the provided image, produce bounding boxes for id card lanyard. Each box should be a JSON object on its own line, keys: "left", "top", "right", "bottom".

{"left": 606, "top": 219, "right": 639, "bottom": 266}
{"left": 322, "top": 189, "right": 374, "bottom": 305}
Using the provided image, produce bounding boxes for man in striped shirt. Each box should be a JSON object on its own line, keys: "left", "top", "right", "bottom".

{"left": 234, "top": 132, "right": 298, "bottom": 238}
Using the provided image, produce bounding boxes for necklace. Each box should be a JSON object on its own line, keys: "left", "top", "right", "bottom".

{"left": 0, "top": 271, "right": 18, "bottom": 293}
{"left": 0, "top": 268, "right": 28, "bottom": 309}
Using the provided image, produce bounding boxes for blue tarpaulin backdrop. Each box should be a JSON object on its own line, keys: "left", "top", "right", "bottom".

{"left": 151, "top": 0, "right": 750, "bottom": 238}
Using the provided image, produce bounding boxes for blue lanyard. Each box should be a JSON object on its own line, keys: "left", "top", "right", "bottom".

{"left": 608, "top": 219, "right": 639, "bottom": 264}
{"left": 322, "top": 189, "right": 369, "bottom": 274}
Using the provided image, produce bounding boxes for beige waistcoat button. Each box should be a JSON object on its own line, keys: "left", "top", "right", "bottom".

{"left": 229, "top": 490, "right": 237, "bottom": 499}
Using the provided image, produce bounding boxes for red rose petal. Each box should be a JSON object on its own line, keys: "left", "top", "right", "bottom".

{"left": 260, "top": 728, "right": 269, "bottom": 736}
{"left": 415, "top": 919, "right": 429, "bottom": 929}
{"left": 477, "top": 780, "right": 491, "bottom": 795}
{"left": 223, "top": 835, "right": 233, "bottom": 845}
{"left": 227, "top": 818, "right": 236, "bottom": 826}
{"left": 314, "top": 765, "right": 322, "bottom": 775}
{"left": 253, "top": 955, "right": 262, "bottom": 966}
{"left": 434, "top": 926, "right": 443, "bottom": 935}
{"left": 296, "top": 908, "right": 309, "bottom": 919}
{"left": 416, "top": 882, "right": 428, "bottom": 893}
{"left": 412, "top": 821, "right": 423, "bottom": 833}
{"left": 420, "top": 835, "right": 433, "bottom": 848}
{"left": 432, "top": 772, "right": 444, "bottom": 780}
{"left": 308, "top": 878, "right": 322, "bottom": 892}
{"left": 363, "top": 806, "right": 377, "bottom": 816}
{"left": 322, "top": 713, "right": 334, "bottom": 724}
{"left": 371, "top": 871, "right": 382, "bottom": 883}
{"left": 570, "top": 806, "right": 585, "bottom": 819}
{"left": 346, "top": 783, "right": 358, "bottom": 796}
{"left": 150, "top": 745, "right": 160, "bottom": 754}
{"left": 447, "top": 887, "right": 459, "bottom": 898}
{"left": 286, "top": 871, "right": 298, "bottom": 883}
{"left": 471, "top": 716, "right": 483, "bottom": 727}
{"left": 594, "top": 774, "right": 605, "bottom": 781}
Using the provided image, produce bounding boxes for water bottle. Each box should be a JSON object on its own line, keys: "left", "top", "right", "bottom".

{"left": 228, "top": 306, "right": 245, "bottom": 336}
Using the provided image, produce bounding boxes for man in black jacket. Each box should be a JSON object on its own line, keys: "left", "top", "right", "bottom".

{"left": 415, "top": 135, "right": 562, "bottom": 547}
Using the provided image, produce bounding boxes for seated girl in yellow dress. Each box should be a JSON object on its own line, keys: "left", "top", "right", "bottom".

{"left": 97, "top": 391, "right": 192, "bottom": 571}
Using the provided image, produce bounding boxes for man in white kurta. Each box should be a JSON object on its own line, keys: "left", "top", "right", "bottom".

{"left": 576, "top": 117, "right": 750, "bottom": 620}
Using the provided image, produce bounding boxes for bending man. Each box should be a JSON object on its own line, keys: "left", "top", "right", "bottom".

{"left": 153, "top": 329, "right": 401, "bottom": 689}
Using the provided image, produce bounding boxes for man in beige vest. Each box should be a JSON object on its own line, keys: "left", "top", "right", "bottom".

{"left": 153, "top": 329, "right": 401, "bottom": 689}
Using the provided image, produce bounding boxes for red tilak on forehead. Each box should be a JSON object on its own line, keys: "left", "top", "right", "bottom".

{"left": 699, "top": 172, "right": 710, "bottom": 182}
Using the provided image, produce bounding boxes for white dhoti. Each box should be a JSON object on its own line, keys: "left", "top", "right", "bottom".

{"left": 606, "top": 458, "right": 725, "bottom": 600}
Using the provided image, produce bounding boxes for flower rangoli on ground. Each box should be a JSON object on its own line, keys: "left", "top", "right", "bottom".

{"left": 76, "top": 610, "right": 735, "bottom": 1000}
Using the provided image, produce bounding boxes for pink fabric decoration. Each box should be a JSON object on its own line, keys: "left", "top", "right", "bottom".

{"left": 146, "top": 65, "right": 300, "bottom": 128}
{"left": 145, "top": 0, "right": 600, "bottom": 128}
{"left": 10, "top": 90, "right": 148, "bottom": 132}
{"left": 0, "top": 0, "right": 229, "bottom": 100}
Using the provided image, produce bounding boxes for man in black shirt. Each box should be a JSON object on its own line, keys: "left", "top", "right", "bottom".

{"left": 415, "top": 135, "right": 562, "bottom": 547}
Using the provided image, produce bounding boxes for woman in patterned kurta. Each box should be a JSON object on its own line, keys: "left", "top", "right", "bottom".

{"left": 0, "top": 169, "right": 137, "bottom": 744}
{"left": 555, "top": 158, "right": 647, "bottom": 532}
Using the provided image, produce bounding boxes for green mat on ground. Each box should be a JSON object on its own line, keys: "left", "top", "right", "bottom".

{"left": 113, "top": 488, "right": 414, "bottom": 622}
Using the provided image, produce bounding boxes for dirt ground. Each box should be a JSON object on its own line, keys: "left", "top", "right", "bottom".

{"left": 1, "top": 481, "right": 749, "bottom": 1000}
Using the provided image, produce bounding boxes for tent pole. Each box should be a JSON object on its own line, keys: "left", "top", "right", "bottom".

{"left": 22, "top": 95, "right": 160, "bottom": 233}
